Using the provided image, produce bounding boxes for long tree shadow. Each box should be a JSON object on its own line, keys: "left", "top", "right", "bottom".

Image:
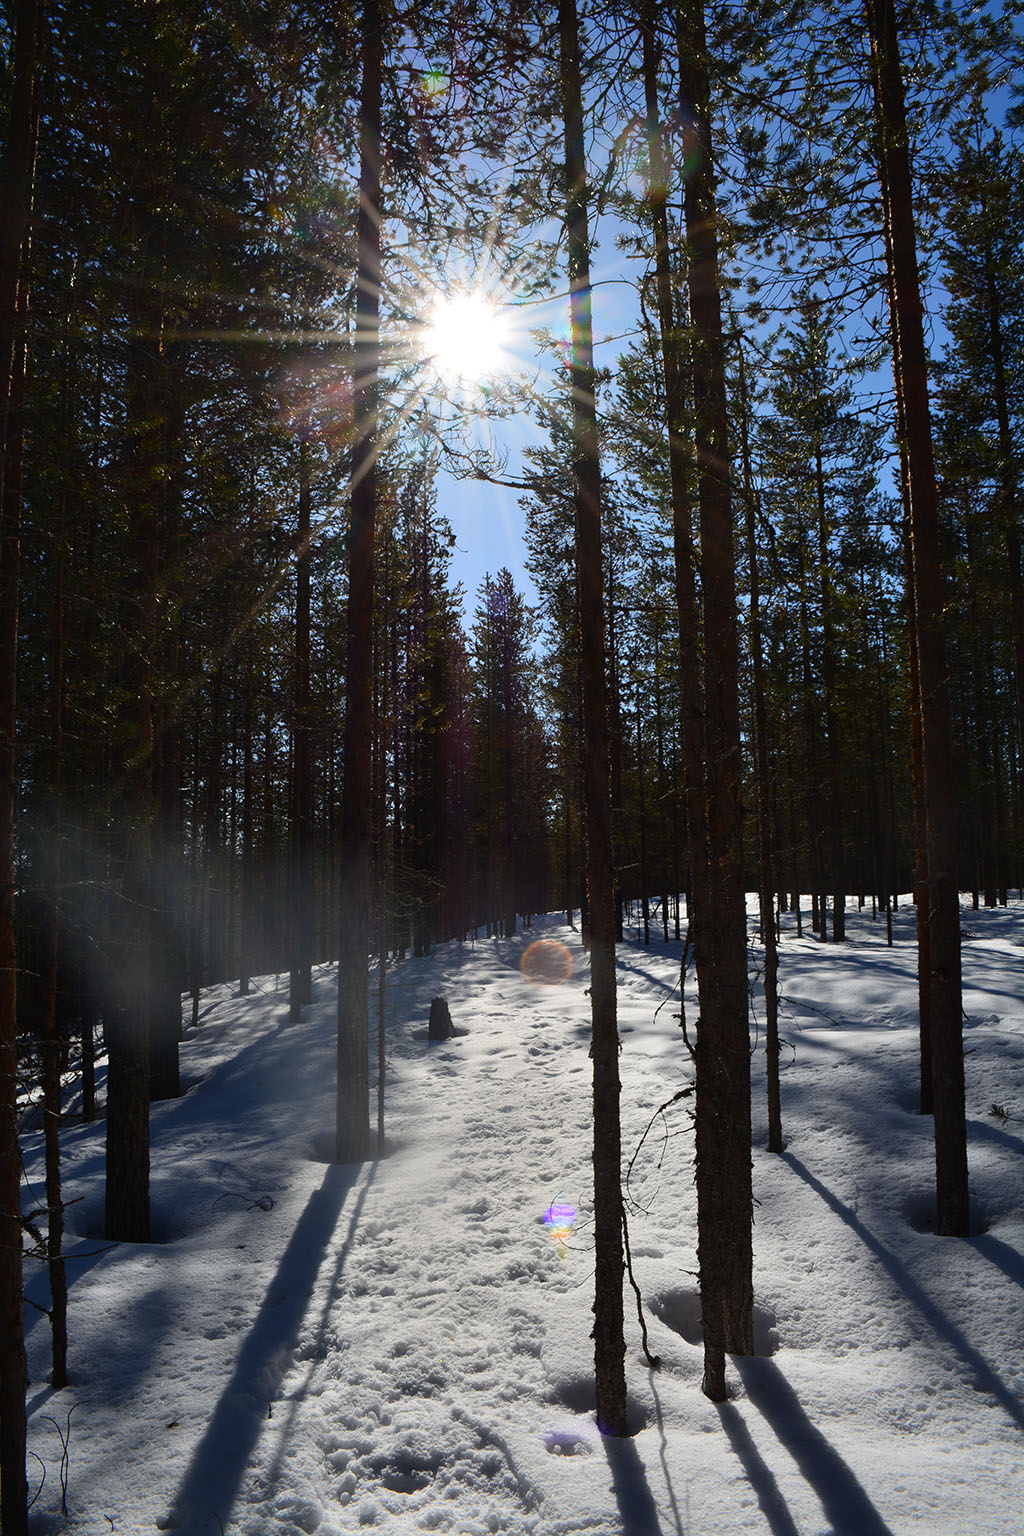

{"left": 964, "top": 1116, "right": 1024, "bottom": 1158}
{"left": 262, "top": 1161, "right": 379, "bottom": 1489}
{"left": 603, "top": 1433, "right": 663, "bottom": 1536}
{"left": 615, "top": 953, "right": 683, "bottom": 1002}
{"left": 717, "top": 1399, "right": 802, "bottom": 1536}
{"left": 971, "top": 1231, "right": 1024, "bottom": 1288}
{"left": 648, "top": 1372, "right": 686, "bottom": 1536}
{"left": 164, "top": 1160, "right": 374, "bottom": 1533}
{"left": 736, "top": 1358, "right": 895, "bottom": 1536}
{"left": 784, "top": 1153, "right": 1024, "bottom": 1432}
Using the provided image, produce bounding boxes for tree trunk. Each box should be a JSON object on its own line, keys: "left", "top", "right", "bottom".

{"left": 735, "top": 331, "right": 782, "bottom": 1153}
{"left": 375, "top": 544, "right": 391, "bottom": 1145}
{"left": 0, "top": 2, "right": 40, "bottom": 1522}
{"left": 41, "top": 489, "right": 68, "bottom": 1385}
{"left": 104, "top": 269, "right": 166, "bottom": 1241}
{"left": 814, "top": 441, "right": 845, "bottom": 941}
{"left": 336, "top": 0, "right": 380, "bottom": 1164}
{"left": 559, "top": 0, "right": 627, "bottom": 1438}
{"left": 149, "top": 701, "right": 183, "bottom": 1103}
{"left": 796, "top": 535, "right": 826, "bottom": 941}
{"left": 651, "top": 646, "right": 672, "bottom": 943}
{"left": 636, "top": 694, "right": 650, "bottom": 945}
{"left": 291, "top": 438, "right": 314, "bottom": 1018}
{"left": 866, "top": 0, "right": 968, "bottom": 1234}
{"left": 148, "top": 382, "right": 184, "bottom": 1105}
{"left": 239, "top": 646, "right": 255, "bottom": 996}
{"left": 677, "top": 0, "right": 754, "bottom": 1397}
{"left": 80, "top": 994, "right": 97, "bottom": 1122}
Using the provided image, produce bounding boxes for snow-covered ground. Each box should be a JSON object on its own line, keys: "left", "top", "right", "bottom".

{"left": 20, "top": 897, "right": 1023, "bottom": 1535}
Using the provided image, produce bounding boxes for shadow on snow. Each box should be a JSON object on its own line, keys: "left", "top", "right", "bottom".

{"left": 783, "top": 1152, "right": 1024, "bottom": 1434}
{"left": 732, "top": 1357, "right": 895, "bottom": 1536}
{"left": 164, "top": 1158, "right": 375, "bottom": 1534}
{"left": 604, "top": 1432, "right": 664, "bottom": 1536}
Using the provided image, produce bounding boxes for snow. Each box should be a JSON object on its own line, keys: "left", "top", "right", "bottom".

{"left": 20, "top": 897, "right": 1024, "bottom": 1535}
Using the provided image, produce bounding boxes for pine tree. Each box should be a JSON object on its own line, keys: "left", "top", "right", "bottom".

{"left": 733, "top": 327, "right": 782, "bottom": 1151}
{"left": 756, "top": 301, "right": 883, "bottom": 942}
{"left": 866, "top": 0, "right": 969, "bottom": 1236}
{"left": 676, "top": 0, "right": 754, "bottom": 1400}
{"left": 558, "top": 0, "right": 627, "bottom": 1438}
{"left": 337, "top": 0, "right": 382, "bottom": 1164}
{"left": 0, "top": 0, "right": 41, "bottom": 1524}
{"left": 469, "top": 569, "right": 550, "bottom": 937}
{"left": 933, "top": 118, "right": 1023, "bottom": 882}
{"left": 290, "top": 437, "right": 315, "bottom": 1018}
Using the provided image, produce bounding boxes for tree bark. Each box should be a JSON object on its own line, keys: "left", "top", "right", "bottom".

{"left": 336, "top": 0, "right": 380, "bottom": 1164}
{"left": 639, "top": 0, "right": 705, "bottom": 951}
{"left": 239, "top": 644, "right": 255, "bottom": 996}
{"left": 814, "top": 439, "right": 845, "bottom": 941}
{"left": 735, "top": 330, "right": 782, "bottom": 1152}
{"left": 291, "top": 437, "right": 314, "bottom": 1018}
{"left": 636, "top": 692, "right": 650, "bottom": 945}
{"left": 104, "top": 262, "right": 164, "bottom": 1243}
{"left": 559, "top": 0, "right": 627, "bottom": 1438}
{"left": 0, "top": 0, "right": 40, "bottom": 1524}
{"left": 866, "top": 0, "right": 968, "bottom": 1233}
{"left": 149, "top": 699, "right": 183, "bottom": 1103}
{"left": 148, "top": 384, "right": 184, "bottom": 1105}
{"left": 41, "top": 485, "right": 68, "bottom": 1386}
{"left": 677, "top": 0, "right": 754, "bottom": 1396}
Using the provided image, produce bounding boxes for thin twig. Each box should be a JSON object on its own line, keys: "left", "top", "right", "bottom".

{"left": 625, "top": 1086, "right": 693, "bottom": 1213}
{"left": 27, "top": 1451, "right": 46, "bottom": 1510}
{"left": 41, "top": 1402, "right": 78, "bottom": 1516}
{"left": 622, "top": 1207, "right": 660, "bottom": 1370}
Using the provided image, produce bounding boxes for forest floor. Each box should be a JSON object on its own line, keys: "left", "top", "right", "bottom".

{"left": 20, "top": 896, "right": 1024, "bottom": 1535}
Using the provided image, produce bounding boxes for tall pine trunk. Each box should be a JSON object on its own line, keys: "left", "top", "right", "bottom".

{"left": 866, "top": 0, "right": 968, "bottom": 1234}
{"left": 735, "top": 331, "right": 782, "bottom": 1152}
{"left": 149, "top": 696, "right": 183, "bottom": 1103}
{"left": 336, "top": 0, "right": 380, "bottom": 1164}
{"left": 894, "top": 420, "right": 933, "bottom": 1105}
{"left": 291, "top": 438, "right": 314, "bottom": 1018}
{"left": 0, "top": 0, "right": 40, "bottom": 1525}
{"left": 677, "top": 0, "right": 754, "bottom": 1397}
{"left": 638, "top": 0, "right": 705, "bottom": 967}
{"left": 814, "top": 442, "right": 845, "bottom": 941}
{"left": 105, "top": 258, "right": 165, "bottom": 1243}
{"left": 41, "top": 491, "right": 68, "bottom": 1385}
{"left": 148, "top": 383, "right": 184, "bottom": 1105}
{"left": 558, "top": 0, "right": 627, "bottom": 1438}
{"left": 239, "top": 646, "right": 255, "bottom": 996}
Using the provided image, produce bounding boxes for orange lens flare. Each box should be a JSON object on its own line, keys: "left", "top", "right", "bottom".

{"left": 519, "top": 940, "right": 573, "bottom": 986}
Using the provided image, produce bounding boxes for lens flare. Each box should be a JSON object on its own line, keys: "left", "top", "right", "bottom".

{"left": 543, "top": 1201, "right": 577, "bottom": 1260}
{"left": 520, "top": 939, "right": 573, "bottom": 986}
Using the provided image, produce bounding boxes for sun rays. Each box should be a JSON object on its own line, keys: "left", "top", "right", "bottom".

{"left": 421, "top": 289, "right": 511, "bottom": 388}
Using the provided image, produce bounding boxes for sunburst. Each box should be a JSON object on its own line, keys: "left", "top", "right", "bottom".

{"left": 421, "top": 289, "right": 511, "bottom": 389}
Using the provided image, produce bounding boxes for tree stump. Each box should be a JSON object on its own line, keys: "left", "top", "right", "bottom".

{"left": 428, "top": 996, "right": 455, "bottom": 1041}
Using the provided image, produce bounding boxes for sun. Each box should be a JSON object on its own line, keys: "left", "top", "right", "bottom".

{"left": 422, "top": 290, "right": 510, "bottom": 388}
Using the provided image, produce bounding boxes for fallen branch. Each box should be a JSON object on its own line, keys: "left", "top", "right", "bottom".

{"left": 622, "top": 1207, "right": 660, "bottom": 1370}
